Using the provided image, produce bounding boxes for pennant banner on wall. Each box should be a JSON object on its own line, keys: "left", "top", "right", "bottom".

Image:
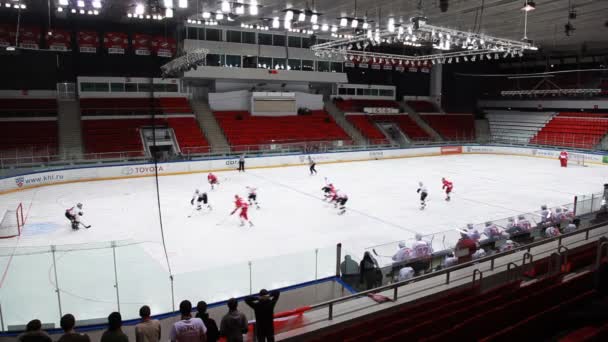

{"left": 47, "top": 29, "right": 71, "bottom": 51}
{"left": 18, "top": 27, "right": 40, "bottom": 50}
{"left": 78, "top": 31, "right": 99, "bottom": 53}
{"left": 152, "top": 36, "right": 176, "bottom": 58}
{"left": 133, "top": 33, "right": 152, "bottom": 56}
{"left": 104, "top": 32, "right": 128, "bottom": 54}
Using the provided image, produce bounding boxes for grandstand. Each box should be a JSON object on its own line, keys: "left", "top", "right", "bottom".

{"left": 0, "top": 1, "right": 608, "bottom": 341}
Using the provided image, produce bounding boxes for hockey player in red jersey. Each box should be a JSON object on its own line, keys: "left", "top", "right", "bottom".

{"left": 207, "top": 173, "right": 219, "bottom": 190}
{"left": 559, "top": 150, "right": 568, "bottom": 167}
{"left": 441, "top": 177, "right": 453, "bottom": 201}
{"left": 231, "top": 195, "right": 253, "bottom": 227}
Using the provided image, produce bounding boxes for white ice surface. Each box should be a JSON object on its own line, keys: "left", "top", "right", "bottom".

{"left": 0, "top": 154, "right": 605, "bottom": 325}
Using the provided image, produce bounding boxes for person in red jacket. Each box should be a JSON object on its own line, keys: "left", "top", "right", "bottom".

{"left": 208, "top": 173, "right": 219, "bottom": 190}
{"left": 441, "top": 177, "right": 453, "bottom": 201}
{"left": 455, "top": 232, "right": 477, "bottom": 263}
{"left": 231, "top": 195, "right": 253, "bottom": 227}
{"left": 559, "top": 151, "right": 568, "bottom": 168}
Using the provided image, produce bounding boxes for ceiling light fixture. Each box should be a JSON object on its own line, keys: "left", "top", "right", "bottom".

{"left": 221, "top": 1, "right": 230, "bottom": 13}
{"left": 250, "top": 0, "right": 258, "bottom": 15}
{"left": 521, "top": 1, "right": 536, "bottom": 11}
{"left": 340, "top": 18, "right": 348, "bottom": 27}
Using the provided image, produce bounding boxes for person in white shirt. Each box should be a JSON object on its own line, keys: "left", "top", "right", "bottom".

{"left": 170, "top": 300, "right": 207, "bottom": 342}
{"left": 392, "top": 242, "right": 413, "bottom": 263}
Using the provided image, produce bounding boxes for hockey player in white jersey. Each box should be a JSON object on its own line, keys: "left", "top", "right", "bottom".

{"left": 472, "top": 247, "right": 486, "bottom": 260}
{"left": 191, "top": 190, "right": 212, "bottom": 211}
{"left": 246, "top": 186, "right": 260, "bottom": 209}
{"left": 484, "top": 221, "right": 506, "bottom": 240}
{"left": 540, "top": 205, "right": 553, "bottom": 224}
{"left": 545, "top": 225, "right": 561, "bottom": 238}
{"left": 397, "top": 266, "right": 415, "bottom": 282}
{"left": 335, "top": 191, "right": 348, "bottom": 215}
{"left": 516, "top": 214, "right": 533, "bottom": 232}
{"left": 392, "top": 242, "right": 414, "bottom": 263}
{"left": 411, "top": 234, "right": 432, "bottom": 258}
{"left": 65, "top": 203, "right": 90, "bottom": 230}
{"left": 498, "top": 240, "right": 517, "bottom": 253}
{"left": 417, "top": 182, "right": 428, "bottom": 210}
{"left": 465, "top": 223, "right": 481, "bottom": 242}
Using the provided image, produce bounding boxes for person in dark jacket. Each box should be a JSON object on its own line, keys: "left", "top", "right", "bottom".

{"left": 219, "top": 298, "right": 249, "bottom": 342}
{"left": 101, "top": 312, "right": 129, "bottom": 342}
{"left": 238, "top": 154, "right": 245, "bottom": 172}
{"left": 245, "top": 289, "right": 280, "bottom": 342}
{"left": 17, "top": 319, "right": 52, "bottom": 342}
{"left": 359, "top": 251, "right": 380, "bottom": 290}
{"left": 196, "top": 301, "right": 219, "bottom": 342}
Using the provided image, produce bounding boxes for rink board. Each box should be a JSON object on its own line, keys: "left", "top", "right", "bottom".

{"left": 1, "top": 145, "right": 606, "bottom": 194}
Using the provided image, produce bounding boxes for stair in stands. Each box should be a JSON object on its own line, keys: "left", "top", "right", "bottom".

{"left": 324, "top": 100, "right": 367, "bottom": 145}
{"left": 405, "top": 111, "right": 443, "bottom": 141}
{"left": 57, "top": 99, "right": 83, "bottom": 158}
{"left": 191, "top": 99, "right": 230, "bottom": 153}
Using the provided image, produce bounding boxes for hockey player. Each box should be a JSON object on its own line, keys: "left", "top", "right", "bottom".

{"left": 559, "top": 150, "right": 568, "bottom": 168}
{"left": 472, "top": 247, "right": 486, "bottom": 260}
{"left": 562, "top": 208, "right": 575, "bottom": 221}
{"left": 65, "top": 203, "right": 90, "bottom": 230}
{"left": 484, "top": 221, "right": 506, "bottom": 240}
{"left": 553, "top": 207, "right": 564, "bottom": 224}
{"left": 417, "top": 182, "right": 428, "bottom": 210}
{"left": 499, "top": 240, "right": 517, "bottom": 253}
{"left": 505, "top": 217, "right": 524, "bottom": 235}
{"left": 207, "top": 173, "right": 219, "bottom": 190}
{"left": 231, "top": 195, "right": 253, "bottom": 227}
{"left": 545, "top": 225, "right": 561, "bottom": 238}
{"left": 540, "top": 205, "right": 553, "bottom": 224}
{"left": 308, "top": 156, "right": 317, "bottom": 175}
{"left": 321, "top": 183, "right": 335, "bottom": 201}
{"left": 397, "top": 266, "right": 415, "bottom": 282}
{"left": 441, "top": 177, "right": 453, "bottom": 201}
{"left": 191, "top": 190, "right": 212, "bottom": 211}
{"left": 411, "top": 234, "right": 432, "bottom": 258}
{"left": 516, "top": 214, "right": 533, "bottom": 232}
{"left": 465, "top": 223, "right": 481, "bottom": 242}
{"left": 335, "top": 191, "right": 348, "bottom": 215}
{"left": 392, "top": 242, "right": 414, "bottom": 263}
{"left": 246, "top": 186, "right": 260, "bottom": 209}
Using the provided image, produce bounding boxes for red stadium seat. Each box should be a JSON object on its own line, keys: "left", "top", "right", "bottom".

{"left": 531, "top": 112, "right": 608, "bottom": 149}
{"left": 421, "top": 114, "right": 476, "bottom": 141}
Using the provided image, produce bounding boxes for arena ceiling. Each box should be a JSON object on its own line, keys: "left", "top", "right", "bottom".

{"left": 21, "top": 1, "right": 608, "bottom": 53}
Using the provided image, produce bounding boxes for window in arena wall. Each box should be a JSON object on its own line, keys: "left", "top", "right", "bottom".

{"left": 166, "top": 84, "right": 178, "bottom": 92}
{"left": 288, "top": 59, "right": 301, "bottom": 70}
{"left": 187, "top": 27, "right": 199, "bottom": 40}
{"left": 226, "top": 55, "right": 241, "bottom": 67}
{"left": 359, "top": 88, "right": 369, "bottom": 95}
{"left": 302, "top": 60, "right": 314, "bottom": 71}
{"left": 302, "top": 37, "right": 311, "bottom": 49}
{"left": 226, "top": 30, "right": 242, "bottom": 43}
{"left": 242, "top": 31, "right": 256, "bottom": 44}
{"left": 80, "top": 82, "right": 95, "bottom": 92}
{"left": 243, "top": 56, "right": 257, "bottom": 68}
{"left": 205, "top": 28, "right": 221, "bottom": 41}
{"left": 272, "top": 34, "right": 286, "bottom": 47}
{"left": 138, "top": 83, "right": 152, "bottom": 93}
{"left": 331, "top": 62, "right": 343, "bottom": 73}
{"left": 379, "top": 89, "right": 394, "bottom": 97}
{"left": 153, "top": 84, "right": 166, "bottom": 92}
{"left": 258, "top": 56, "right": 272, "bottom": 69}
{"left": 338, "top": 88, "right": 347, "bottom": 95}
{"left": 288, "top": 36, "right": 301, "bottom": 48}
{"left": 110, "top": 83, "right": 125, "bottom": 92}
{"left": 370, "top": 89, "right": 379, "bottom": 96}
{"left": 258, "top": 33, "right": 272, "bottom": 45}
{"left": 206, "top": 54, "right": 224, "bottom": 66}
{"left": 272, "top": 58, "right": 286, "bottom": 69}
{"left": 125, "top": 83, "right": 137, "bottom": 92}
{"left": 317, "top": 61, "right": 330, "bottom": 72}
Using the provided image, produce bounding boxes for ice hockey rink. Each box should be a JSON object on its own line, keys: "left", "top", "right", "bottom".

{"left": 0, "top": 153, "right": 605, "bottom": 325}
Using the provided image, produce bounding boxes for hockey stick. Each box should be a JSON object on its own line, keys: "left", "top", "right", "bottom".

{"left": 372, "top": 249, "right": 393, "bottom": 259}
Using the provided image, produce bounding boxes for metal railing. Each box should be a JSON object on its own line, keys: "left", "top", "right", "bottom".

{"left": 314, "top": 217, "right": 608, "bottom": 321}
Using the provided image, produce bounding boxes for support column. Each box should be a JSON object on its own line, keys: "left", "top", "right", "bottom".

{"left": 430, "top": 63, "right": 443, "bottom": 110}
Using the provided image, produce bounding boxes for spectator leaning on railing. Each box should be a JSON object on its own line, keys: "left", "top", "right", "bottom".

{"left": 17, "top": 319, "right": 52, "bottom": 342}
{"left": 58, "top": 314, "right": 90, "bottom": 342}
{"left": 135, "top": 305, "right": 161, "bottom": 342}
{"left": 101, "top": 312, "right": 129, "bottom": 342}
{"left": 171, "top": 300, "right": 207, "bottom": 342}
{"left": 220, "top": 298, "right": 249, "bottom": 342}
{"left": 196, "top": 301, "right": 219, "bottom": 342}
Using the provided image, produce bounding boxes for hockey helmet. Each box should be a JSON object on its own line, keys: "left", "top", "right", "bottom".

{"left": 77, "top": 203, "right": 83, "bottom": 209}
{"left": 418, "top": 181, "right": 424, "bottom": 186}
{"left": 508, "top": 217, "right": 515, "bottom": 222}
{"left": 195, "top": 189, "right": 200, "bottom": 194}
{"left": 398, "top": 241, "right": 406, "bottom": 248}
{"left": 485, "top": 221, "right": 493, "bottom": 226}
{"left": 467, "top": 223, "right": 474, "bottom": 229}
{"left": 555, "top": 207, "right": 562, "bottom": 213}
{"left": 518, "top": 214, "right": 526, "bottom": 220}
{"left": 541, "top": 204, "right": 548, "bottom": 210}
{"left": 415, "top": 233, "right": 423, "bottom": 241}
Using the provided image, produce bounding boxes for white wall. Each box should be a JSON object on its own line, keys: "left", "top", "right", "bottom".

{"left": 2, "top": 145, "right": 606, "bottom": 194}
{"left": 215, "top": 80, "right": 310, "bottom": 93}
{"left": 208, "top": 90, "right": 250, "bottom": 111}
{"left": 183, "top": 66, "right": 347, "bottom": 83}
{"left": 479, "top": 99, "right": 608, "bottom": 110}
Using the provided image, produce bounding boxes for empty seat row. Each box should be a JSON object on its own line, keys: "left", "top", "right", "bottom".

{"left": 0, "top": 120, "right": 58, "bottom": 158}
{"left": 486, "top": 111, "right": 556, "bottom": 143}
{"left": 421, "top": 114, "right": 475, "bottom": 140}
{"left": 80, "top": 97, "right": 192, "bottom": 115}
{"left": 334, "top": 99, "right": 400, "bottom": 113}
{"left": 345, "top": 115, "right": 389, "bottom": 142}
{"left": 531, "top": 115, "right": 608, "bottom": 149}
{"left": 406, "top": 100, "right": 439, "bottom": 113}
{"left": 0, "top": 99, "right": 58, "bottom": 117}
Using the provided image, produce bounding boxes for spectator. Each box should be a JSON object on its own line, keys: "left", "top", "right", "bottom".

{"left": 397, "top": 266, "right": 415, "bottom": 282}
{"left": 58, "top": 314, "right": 90, "bottom": 342}
{"left": 17, "top": 319, "right": 52, "bottom": 342}
{"left": 171, "top": 300, "right": 207, "bottom": 342}
{"left": 340, "top": 255, "right": 359, "bottom": 276}
{"left": 442, "top": 252, "right": 458, "bottom": 268}
{"left": 392, "top": 242, "right": 413, "bottom": 263}
{"left": 135, "top": 305, "right": 161, "bottom": 342}
{"left": 455, "top": 232, "right": 477, "bottom": 263}
{"left": 359, "top": 251, "right": 381, "bottom": 290}
{"left": 196, "top": 301, "right": 219, "bottom": 342}
{"left": 101, "top": 312, "right": 128, "bottom": 342}
{"left": 245, "top": 289, "right": 280, "bottom": 342}
{"left": 219, "top": 298, "right": 248, "bottom": 342}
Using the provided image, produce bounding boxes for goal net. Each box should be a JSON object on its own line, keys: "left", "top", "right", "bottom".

{"left": 569, "top": 152, "right": 587, "bottom": 167}
{"left": 0, "top": 203, "right": 24, "bottom": 239}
